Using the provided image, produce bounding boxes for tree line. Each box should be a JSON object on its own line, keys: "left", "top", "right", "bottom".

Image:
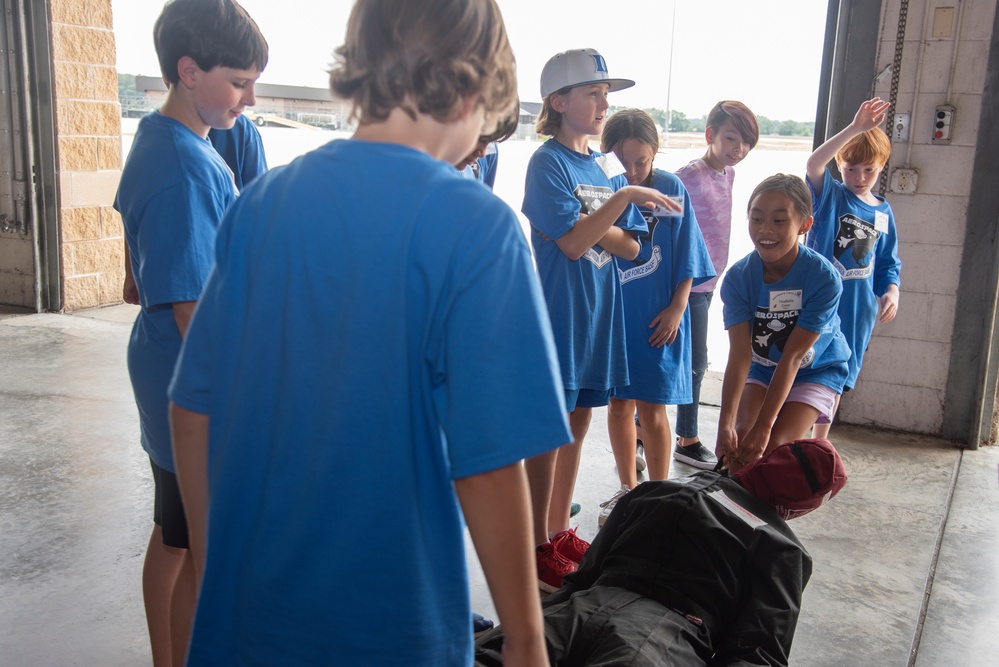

{"left": 613, "top": 106, "right": 815, "bottom": 138}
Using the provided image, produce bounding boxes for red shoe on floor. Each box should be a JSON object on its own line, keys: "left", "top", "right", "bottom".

{"left": 551, "top": 527, "right": 590, "bottom": 566}
{"left": 536, "top": 542, "right": 575, "bottom": 594}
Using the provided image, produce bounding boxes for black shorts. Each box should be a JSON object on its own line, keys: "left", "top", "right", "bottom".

{"left": 150, "top": 458, "right": 190, "bottom": 549}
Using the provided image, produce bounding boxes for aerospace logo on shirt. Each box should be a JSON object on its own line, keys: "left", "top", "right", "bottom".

{"left": 575, "top": 184, "right": 615, "bottom": 269}
{"left": 620, "top": 211, "right": 661, "bottom": 283}
{"left": 751, "top": 307, "right": 815, "bottom": 368}
{"left": 833, "top": 213, "right": 880, "bottom": 280}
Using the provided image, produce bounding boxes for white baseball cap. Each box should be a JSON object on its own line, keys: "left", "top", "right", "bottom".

{"left": 540, "top": 48, "right": 635, "bottom": 99}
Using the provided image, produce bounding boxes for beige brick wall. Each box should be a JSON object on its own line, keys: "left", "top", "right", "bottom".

{"left": 51, "top": 0, "right": 123, "bottom": 311}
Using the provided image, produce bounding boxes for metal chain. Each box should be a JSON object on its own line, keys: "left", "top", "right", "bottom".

{"left": 880, "top": 0, "right": 910, "bottom": 196}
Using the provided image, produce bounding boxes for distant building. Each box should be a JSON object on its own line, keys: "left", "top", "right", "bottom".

{"left": 130, "top": 76, "right": 354, "bottom": 130}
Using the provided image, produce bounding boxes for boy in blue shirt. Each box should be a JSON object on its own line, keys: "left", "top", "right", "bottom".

{"left": 805, "top": 98, "right": 901, "bottom": 438}
{"left": 169, "top": 1, "right": 570, "bottom": 664}
{"left": 113, "top": 1, "right": 267, "bottom": 665}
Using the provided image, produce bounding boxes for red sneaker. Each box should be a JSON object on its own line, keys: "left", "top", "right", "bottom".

{"left": 536, "top": 542, "right": 575, "bottom": 594}
{"left": 551, "top": 527, "right": 590, "bottom": 565}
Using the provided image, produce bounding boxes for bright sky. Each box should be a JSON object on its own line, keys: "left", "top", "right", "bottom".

{"left": 111, "top": 0, "right": 828, "bottom": 122}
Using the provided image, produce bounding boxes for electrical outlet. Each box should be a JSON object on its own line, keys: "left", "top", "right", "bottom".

{"left": 890, "top": 167, "right": 919, "bottom": 194}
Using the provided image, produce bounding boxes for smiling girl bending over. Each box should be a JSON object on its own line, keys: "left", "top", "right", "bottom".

{"left": 717, "top": 174, "right": 851, "bottom": 472}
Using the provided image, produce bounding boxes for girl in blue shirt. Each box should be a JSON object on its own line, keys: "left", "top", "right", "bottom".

{"left": 718, "top": 174, "right": 850, "bottom": 472}
{"left": 598, "top": 109, "right": 714, "bottom": 522}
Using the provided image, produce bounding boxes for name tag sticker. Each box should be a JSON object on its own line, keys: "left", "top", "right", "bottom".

{"left": 874, "top": 211, "right": 890, "bottom": 233}
{"left": 652, "top": 195, "right": 685, "bottom": 218}
{"left": 595, "top": 152, "right": 626, "bottom": 179}
{"left": 770, "top": 289, "right": 803, "bottom": 312}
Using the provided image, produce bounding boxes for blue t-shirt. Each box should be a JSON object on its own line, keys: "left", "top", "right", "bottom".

{"left": 461, "top": 148, "right": 499, "bottom": 190}
{"left": 113, "top": 111, "right": 236, "bottom": 472}
{"left": 722, "top": 245, "right": 851, "bottom": 393}
{"left": 806, "top": 169, "right": 901, "bottom": 387}
{"left": 615, "top": 169, "right": 715, "bottom": 404}
{"left": 207, "top": 114, "right": 268, "bottom": 192}
{"left": 169, "top": 139, "right": 570, "bottom": 666}
{"left": 522, "top": 138, "right": 647, "bottom": 392}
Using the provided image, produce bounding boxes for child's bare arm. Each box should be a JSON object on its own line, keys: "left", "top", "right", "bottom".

{"left": 648, "top": 278, "right": 693, "bottom": 348}
{"left": 806, "top": 98, "right": 891, "bottom": 194}
{"left": 718, "top": 323, "right": 753, "bottom": 464}
{"left": 122, "top": 243, "right": 139, "bottom": 305}
{"left": 556, "top": 185, "right": 679, "bottom": 260}
{"left": 737, "top": 326, "right": 821, "bottom": 467}
{"left": 455, "top": 462, "right": 548, "bottom": 666}
{"left": 171, "top": 403, "right": 210, "bottom": 579}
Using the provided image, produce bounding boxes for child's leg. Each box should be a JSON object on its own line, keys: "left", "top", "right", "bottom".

{"left": 768, "top": 401, "right": 822, "bottom": 454}
{"left": 607, "top": 397, "right": 639, "bottom": 489}
{"left": 811, "top": 393, "right": 840, "bottom": 439}
{"left": 549, "top": 408, "right": 591, "bottom": 534}
{"left": 170, "top": 551, "right": 197, "bottom": 667}
{"left": 525, "top": 449, "right": 557, "bottom": 545}
{"left": 635, "top": 400, "right": 671, "bottom": 480}
{"left": 143, "top": 525, "right": 185, "bottom": 667}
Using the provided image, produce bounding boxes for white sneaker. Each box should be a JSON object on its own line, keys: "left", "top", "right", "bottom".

{"left": 635, "top": 440, "right": 647, "bottom": 473}
{"left": 598, "top": 485, "right": 631, "bottom": 527}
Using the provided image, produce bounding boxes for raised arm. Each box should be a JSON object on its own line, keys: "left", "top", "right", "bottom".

{"left": 806, "top": 98, "right": 891, "bottom": 195}
{"left": 456, "top": 463, "right": 548, "bottom": 667}
{"left": 555, "top": 185, "right": 679, "bottom": 260}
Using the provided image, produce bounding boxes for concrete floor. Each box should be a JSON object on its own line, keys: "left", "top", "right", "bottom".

{"left": 1, "top": 305, "right": 997, "bottom": 666}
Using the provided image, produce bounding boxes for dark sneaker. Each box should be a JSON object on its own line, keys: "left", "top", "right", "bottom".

{"left": 673, "top": 440, "right": 717, "bottom": 470}
{"left": 635, "top": 439, "right": 647, "bottom": 473}
{"left": 570, "top": 501, "right": 581, "bottom": 518}
{"left": 536, "top": 542, "right": 576, "bottom": 594}
{"left": 472, "top": 612, "right": 494, "bottom": 637}
{"left": 551, "top": 527, "right": 590, "bottom": 565}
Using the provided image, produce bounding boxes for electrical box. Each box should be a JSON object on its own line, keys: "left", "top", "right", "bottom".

{"left": 890, "top": 167, "right": 919, "bottom": 194}
{"left": 892, "top": 113, "right": 910, "bottom": 142}
{"left": 931, "top": 7, "right": 955, "bottom": 38}
{"left": 933, "top": 104, "right": 955, "bottom": 144}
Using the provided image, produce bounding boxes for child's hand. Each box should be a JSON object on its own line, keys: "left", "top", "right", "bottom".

{"left": 122, "top": 274, "right": 139, "bottom": 305}
{"left": 735, "top": 424, "right": 770, "bottom": 469}
{"left": 648, "top": 303, "right": 684, "bottom": 347}
{"left": 852, "top": 98, "right": 891, "bottom": 133}
{"left": 879, "top": 285, "right": 899, "bottom": 323}
{"left": 716, "top": 427, "right": 739, "bottom": 468}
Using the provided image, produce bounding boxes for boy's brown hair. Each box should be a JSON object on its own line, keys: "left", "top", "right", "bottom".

{"left": 837, "top": 128, "right": 892, "bottom": 166}
{"left": 330, "top": 0, "right": 517, "bottom": 135}
{"left": 535, "top": 91, "right": 568, "bottom": 137}
{"left": 707, "top": 100, "right": 760, "bottom": 149}
{"left": 154, "top": 0, "right": 268, "bottom": 86}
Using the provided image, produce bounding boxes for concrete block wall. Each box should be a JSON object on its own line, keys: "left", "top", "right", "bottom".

{"left": 841, "top": 0, "right": 994, "bottom": 434}
{"left": 50, "top": 0, "right": 123, "bottom": 310}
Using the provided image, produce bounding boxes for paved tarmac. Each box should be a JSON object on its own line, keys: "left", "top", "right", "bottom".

{"left": 1, "top": 305, "right": 996, "bottom": 665}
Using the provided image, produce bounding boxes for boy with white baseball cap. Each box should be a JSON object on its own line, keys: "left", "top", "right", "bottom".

{"left": 522, "top": 47, "right": 682, "bottom": 593}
